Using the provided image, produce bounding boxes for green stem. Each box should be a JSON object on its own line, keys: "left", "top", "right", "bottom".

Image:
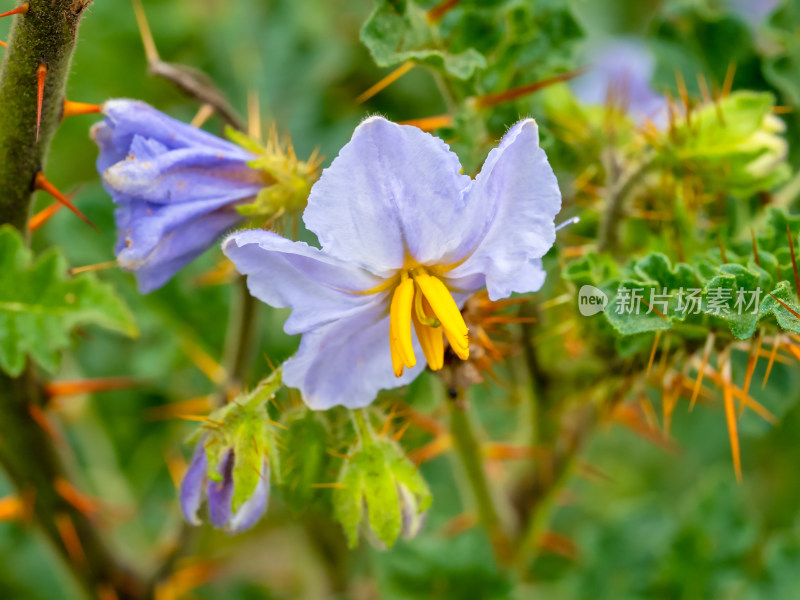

{"left": 214, "top": 276, "right": 260, "bottom": 407}
{"left": 0, "top": 371, "right": 146, "bottom": 599}
{"left": 448, "top": 388, "right": 510, "bottom": 563}
{"left": 512, "top": 404, "right": 598, "bottom": 575}
{"left": 0, "top": 0, "right": 86, "bottom": 229}
{"left": 597, "top": 153, "right": 657, "bottom": 253}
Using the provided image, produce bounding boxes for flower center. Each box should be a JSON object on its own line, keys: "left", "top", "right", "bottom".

{"left": 389, "top": 267, "right": 469, "bottom": 377}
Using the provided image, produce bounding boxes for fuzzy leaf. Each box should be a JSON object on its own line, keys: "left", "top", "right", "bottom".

{"left": 0, "top": 225, "right": 137, "bottom": 376}
{"left": 360, "top": 0, "right": 486, "bottom": 79}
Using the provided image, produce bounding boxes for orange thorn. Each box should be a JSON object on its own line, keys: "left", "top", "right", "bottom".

{"left": 769, "top": 293, "right": 800, "bottom": 320}
{"left": 0, "top": 40, "right": 6, "bottom": 48}
{"left": 787, "top": 224, "right": 800, "bottom": 302}
{"left": 391, "top": 421, "right": 411, "bottom": 442}
{"left": 722, "top": 61, "right": 737, "bottom": 98}
{"left": 762, "top": 337, "right": 781, "bottom": 389}
{"left": 28, "top": 405, "right": 66, "bottom": 447}
{"left": 45, "top": 377, "right": 142, "bottom": 399}
{"left": 538, "top": 531, "right": 578, "bottom": 560}
{"left": 54, "top": 513, "right": 87, "bottom": 566}
{"left": 54, "top": 478, "right": 101, "bottom": 518}
{"left": 0, "top": 496, "right": 25, "bottom": 521}
{"left": 36, "top": 63, "right": 46, "bottom": 141}
{"left": 690, "top": 334, "right": 715, "bottom": 411}
{"left": 427, "top": 0, "right": 462, "bottom": 23}
{"left": 716, "top": 231, "right": 727, "bottom": 263}
{"left": 62, "top": 99, "right": 101, "bottom": 119}
{"left": 721, "top": 356, "right": 742, "bottom": 483}
{"left": 408, "top": 435, "right": 452, "bottom": 466}
{"left": 0, "top": 3, "right": 28, "bottom": 18}
{"left": 356, "top": 61, "right": 415, "bottom": 104}
{"left": 740, "top": 333, "right": 761, "bottom": 417}
{"left": 750, "top": 228, "right": 760, "bottom": 267}
{"left": 675, "top": 69, "right": 691, "bottom": 127}
{"left": 398, "top": 114, "right": 454, "bottom": 132}
{"left": 34, "top": 172, "right": 98, "bottom": 232}
{"left": 646, "top": 331, "right": 661, "bottom": 377}
{"left": 27, "top": 200, "right": 62, "bottom": 232}
{"left": 440, "top": 512, "right": 478, "bottom": 537}
{"left": 474, "top": 68, "right": 587, "bottom": 109}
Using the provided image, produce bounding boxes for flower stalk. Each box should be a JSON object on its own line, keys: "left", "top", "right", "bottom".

{"left": 447, "top": 387, "right": 511, "bottom": 564}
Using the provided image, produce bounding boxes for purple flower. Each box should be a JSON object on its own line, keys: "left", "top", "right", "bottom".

{"left": 727, "top": 0, "right": 780, "bottom": 26}
{"left": 223, "top": 116, "right": 561, "bottom": 410}
{"left": 91, "top": 100, "right": 265, "bottom": 293}
{"left": 572, "top": 39, "right": 668, "bottom": 125}
{"left": 180, "top": 441, "right": 270, "bottom": 533}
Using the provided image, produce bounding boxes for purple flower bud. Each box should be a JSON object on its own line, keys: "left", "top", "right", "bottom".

{"left": 572, "top": 39, "right": 668, "bottom": 125}
{"left": 180, "top": 440, "right": 270, "bottom": 533}
{"left": 92, "top": 99, "right": 265, "bottom": 292}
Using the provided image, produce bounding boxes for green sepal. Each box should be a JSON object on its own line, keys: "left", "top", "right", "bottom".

{"left": 333, "top": 437, "right": 431, "bottom": 549}
{"left": 188, "top": 367, "right": 284, "bottom": 510}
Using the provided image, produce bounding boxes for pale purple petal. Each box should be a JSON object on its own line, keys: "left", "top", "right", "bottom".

{"left": 284, "top": 297, "right": 424, "bottom": 410}
{"left": 228, "top": 460, "right": 270, "bottom": 533}
{"left": 99, "top": 99, "right": 252, "bottom": 159}
{"left": 302, "top": 116, "right": 472, "bottom": 276}
{"left": 180, "top": 442, "right": 208, "bottom": 526}
{"left": 118, "top": 205, "right": 242, "bottom": 293}
{"left": 222, "top": 229, "right": 384, "bottom": 335}
{"left": 447, "top": 120, "right": 561, "bottom": 300}
{"left": 572, "top": 39, "right": 668, "bottom": 125}
{"left": 101, "top": 136, "right": 263, "bottom": 205}
{"left": 206, "top": 451, "right": 235, "bottom": 529}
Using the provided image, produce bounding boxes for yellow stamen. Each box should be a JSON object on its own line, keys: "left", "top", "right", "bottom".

{"left": 390, "top": 336, "right": 404, "bottom": 377}
{"left": 414, "top": 271, "right": 469, "bottom": 358}
{"left": 414, "top": 283, "right": 441, "bottom": 327}
{"left": 390, "top": 277, "right": 416, "bottom": 369}
{"left": 412, "top": 296, "right": 444, "bottom": 370}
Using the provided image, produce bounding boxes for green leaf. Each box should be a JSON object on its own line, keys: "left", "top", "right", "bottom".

{"left": 360, "top": 0, "right": 486, "bottom": 79}
{"left": 0, "top": 225, "right": 137, "bottom": 377}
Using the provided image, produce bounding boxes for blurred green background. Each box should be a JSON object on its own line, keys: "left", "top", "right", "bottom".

{"left": 4, "top": 0, "right": 800, "bottom": 598}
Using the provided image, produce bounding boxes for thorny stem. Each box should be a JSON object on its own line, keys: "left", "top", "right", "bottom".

{"left": 447, "top": 387, "right": 511, "bottom": 564}
{"left": 0, "top": 0, "right": 85, "bottom": 229}
{"left": 512, "top": 404, "right": 596, "bottom": 574}
{"left": 0, "top": 2, "right": 148, "bottom": 598}
{"left": 597, "top": 152, "right": 657, "bottom": 253}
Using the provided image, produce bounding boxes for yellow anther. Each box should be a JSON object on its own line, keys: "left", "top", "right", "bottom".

{"left": 390, "top": 277, "right": 416, "bottom": 369}
{"left": 444, "top": 328, "right": 470, "bottom": 360}
{"left": 390, "top": 336, "right": 404, "bottom": 377}
{"left": 413, "top": 271, "right": 469, "bottom": 351}
{"left": 414, "top": 282, "right": 441, "bottom": 327}
{"left": 412, "top": 296, "right": 445, "bottom": 371}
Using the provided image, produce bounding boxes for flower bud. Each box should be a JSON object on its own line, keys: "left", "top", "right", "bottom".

{"left": 181, "top": 438, "right": 269, "bottom": 533}
{"left": 661, "top": 91, "right": 790, "bottom": 197}
{"left": 179, "top": 371, "right": 282, "bottom": 533}
{"left": 333, "top": 431, "right": 431, "bottom": 548}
